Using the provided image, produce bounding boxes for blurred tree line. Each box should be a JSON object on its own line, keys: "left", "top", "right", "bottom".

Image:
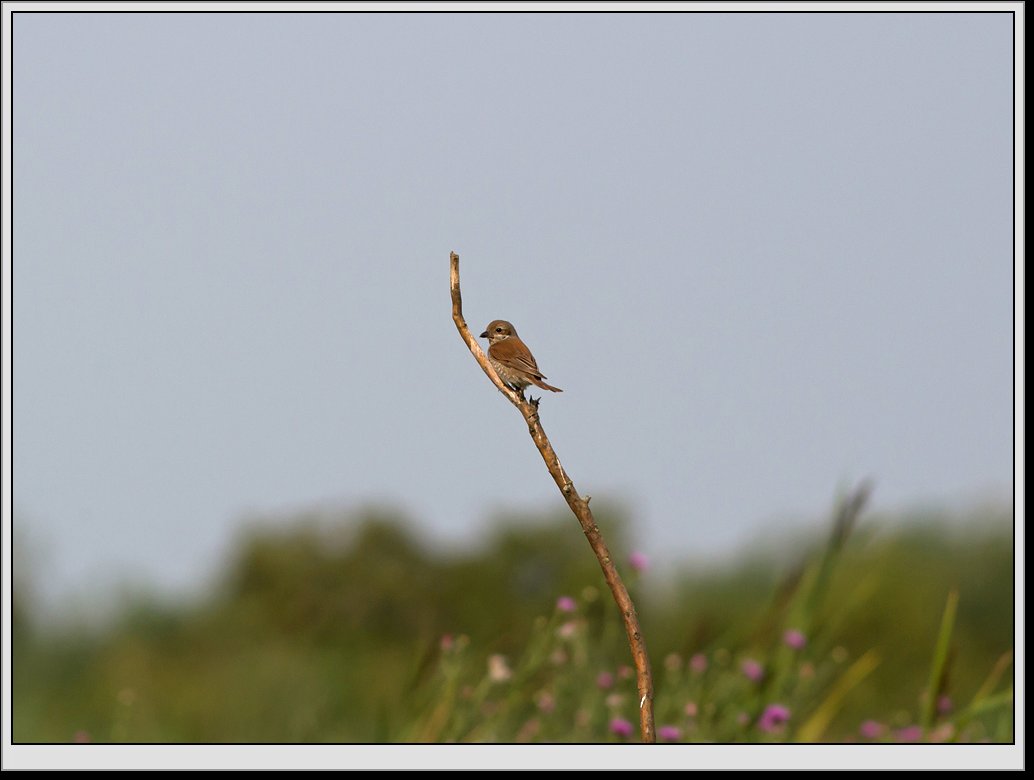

{"left": 12, "top": 500, "right": 1012, "bottom": 742}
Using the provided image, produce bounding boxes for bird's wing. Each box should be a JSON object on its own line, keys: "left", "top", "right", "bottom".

{"left": 490, "top": 339, "right": 547, "bottom": 378}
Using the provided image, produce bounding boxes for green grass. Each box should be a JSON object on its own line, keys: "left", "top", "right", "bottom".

{"left": 12, "top": 499, "right": 1013, "bottom": 743}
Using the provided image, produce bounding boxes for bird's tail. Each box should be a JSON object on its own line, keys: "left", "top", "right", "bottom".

{"left": 530, "top": 377, "right": 563, "bottom": 393}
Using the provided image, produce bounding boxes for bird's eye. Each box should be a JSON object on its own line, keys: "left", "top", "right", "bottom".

{"left": 495, "top": 327, "right": 503, "bottom": 332}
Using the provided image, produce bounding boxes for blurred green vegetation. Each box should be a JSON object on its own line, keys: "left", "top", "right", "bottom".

{"left": 12, "top": 498, "right": 1013, "bottom": 743}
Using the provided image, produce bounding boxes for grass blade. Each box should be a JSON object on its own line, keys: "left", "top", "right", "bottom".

{"left": 921, "top": 589, "right": 959, "bottom": 730}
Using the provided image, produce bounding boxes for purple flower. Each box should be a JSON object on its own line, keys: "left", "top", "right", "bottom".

{"left": 556, "top": 595, "right": 577, "bottom": 613}
{"left": 658, "top": 725, "right": 682, "bottom": 742}
{"left": 689, "top": 653, "right": 708, "bottom": 674}
{"left": 628, "top": 551, "right": 650, "bottom": 573}
{"left": 684, "top": 701, "right": 698, "bottom": 718}
{"left": 895, "top": 725, "right": 923, "bottom": 743}
{"left": 937, "top": 694, "right": 953, "bottom": 715}
{"left": 757, "top": 704, "right": 791, "bottom": 733}
{"left": 610, "top": 718, "right": 634, "bottom": 738}
{"left": 517, "top": 718, "right": 540, "bottom": 742}
{"left": 741, "top": 658, "right": 764, "bottom": 682}
{"left": 859, "top": 720, "right": 886, "bottom": 740}
{"left": 596, "top": 671, "right": 615, "bottom": 690}
{"left": 782, "top": 628, "right": 807, "bottom": 650}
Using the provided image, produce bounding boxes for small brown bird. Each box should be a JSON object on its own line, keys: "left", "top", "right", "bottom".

{"left": 479, "top": 319, "right": 563, "bottom": 396}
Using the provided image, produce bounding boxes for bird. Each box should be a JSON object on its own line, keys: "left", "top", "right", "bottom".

{"left": 479, "top": 319, "right": 563, "bottom": 397}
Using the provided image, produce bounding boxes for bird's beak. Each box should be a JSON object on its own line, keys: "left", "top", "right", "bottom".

{"left": 479, "top": 331, "right": 488, "bottom": 338}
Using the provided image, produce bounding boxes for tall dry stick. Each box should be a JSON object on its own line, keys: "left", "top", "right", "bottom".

{"left": 450, "top": 251, "right": 656, "bottom": 743}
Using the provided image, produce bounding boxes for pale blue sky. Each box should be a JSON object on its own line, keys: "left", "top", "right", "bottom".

{"left": 12, "top": 11, "right": 1015, "bottom": 611}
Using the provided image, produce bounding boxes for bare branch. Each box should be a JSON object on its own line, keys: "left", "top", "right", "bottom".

{"left": 450, "top": 251, "right": 656, "bottom": 743}
{"left": 449, "top": 255, "right": 524, "bottom": 406}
